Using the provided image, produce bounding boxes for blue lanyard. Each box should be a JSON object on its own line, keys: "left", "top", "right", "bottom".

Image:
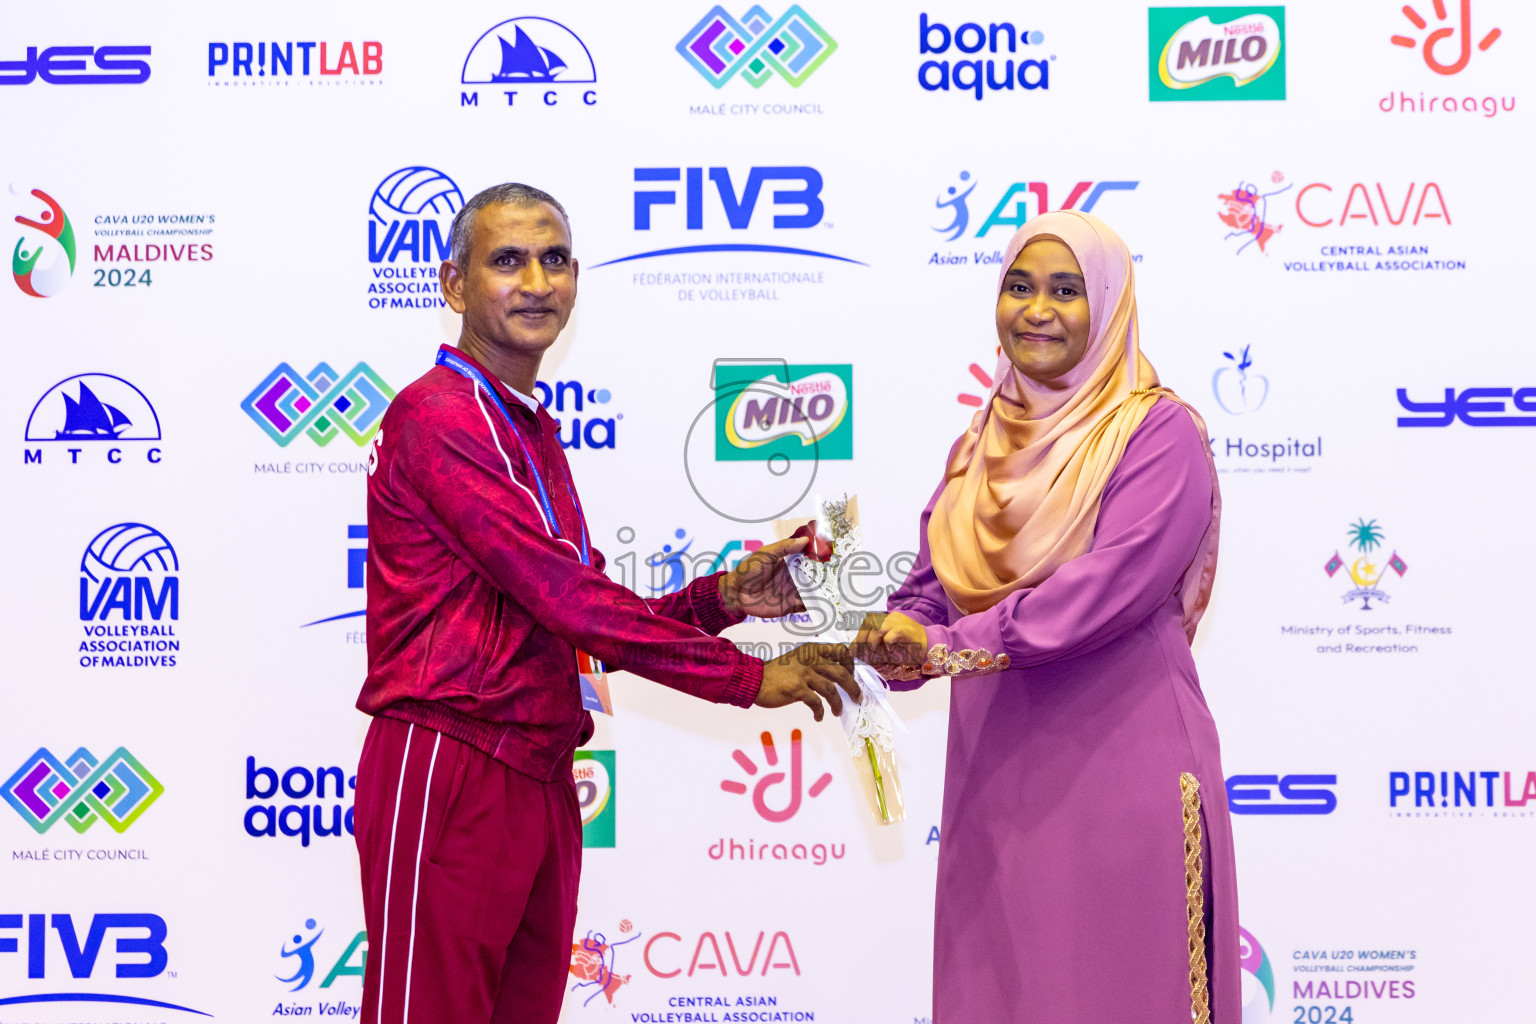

{"left": 435, "top": 349, "right": 590, "bottom": 567}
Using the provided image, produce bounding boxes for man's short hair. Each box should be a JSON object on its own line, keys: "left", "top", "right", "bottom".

{"left": 449, "top": 183, "right": 570, "bottom": 268}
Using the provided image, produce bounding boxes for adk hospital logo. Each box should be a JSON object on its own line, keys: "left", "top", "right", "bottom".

{"left": 78, "top": 524, "right": 181, "bottom": 669}
{"left": 3, "top": 747, "right": 163, "bottom": 835}
{"left": 367, "top": 166, "right": 462, "bottom": 311}
{"left": 23, "top": 373, "right": 164, "bottom": 467}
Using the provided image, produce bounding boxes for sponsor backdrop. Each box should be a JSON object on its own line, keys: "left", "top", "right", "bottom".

{"left": 1, "top": 1, "right": 1532, "bottom": 1022}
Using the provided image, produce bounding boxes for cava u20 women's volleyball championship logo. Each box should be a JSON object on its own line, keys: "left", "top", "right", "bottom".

{"left": 1325, "top": 518, "right": 1407, "bottom": 610}
{"left": 12, "top": 186, "right": 75, "bottom": 298}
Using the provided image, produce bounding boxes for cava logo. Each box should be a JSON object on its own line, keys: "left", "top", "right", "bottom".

{"left": 11, "top": 187, "right": 75, "bottom": 298}
{"left": 574, "top": 750, "right": 616, "bottom": 848}
{"left": 23, "top": 373, "right": 164, "bottom": 466}
{"left": 1324, "top": 518, "right": 1406, "bottom": 610}
{"left": 3, "top": 747, "right": 163, "bottom": 834}
{"left": 716, "top": 363, "right": 852, "bottom": 460}
{"left": 678, "top": 6, "right": 836, "bottom": 88}
{"left": 242, "top": 362, "right": 394, "bottom": 447}
{"left": 1149, "top": 7, "right": 1285, "bottom": 101}
{"left": 569, "top": 919, "right": 642, "bottom": 1007}
{"left": 459, "top": 17, "right": 597, "bottom": 108}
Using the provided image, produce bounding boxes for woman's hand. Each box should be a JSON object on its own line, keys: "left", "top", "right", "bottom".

{"left": 853, "top": 611, "right": 929, "bottom": 678}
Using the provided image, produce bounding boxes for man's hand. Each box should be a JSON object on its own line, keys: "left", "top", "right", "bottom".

{"left": 853, "top": 611, "right": 929, "bottom": 678}
{"left": 755, "top": 643, "right": 862, "bottom": 722}
{"left": 719, "top": 536, "right": 809, "bottom": 619}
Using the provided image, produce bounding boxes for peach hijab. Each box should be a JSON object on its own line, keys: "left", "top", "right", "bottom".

{"left": 927, "top": 211, "right": 1221, "bottom": 642}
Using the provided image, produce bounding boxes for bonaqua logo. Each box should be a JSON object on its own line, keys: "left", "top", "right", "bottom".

{"left": 243, "top": 757, "right": 356, "bottom": 847}
{"left": 11, "top": 186, "right": 75, "bottom": 298}
{"left": 1324, "top": 519, "right": 1406, "bottom": 610}
{"left": 3, "top": 747, "right": 163, "bottom": 834}
{"left": 242, "top": 362, "right": 394, "bottom": 447}
{"left": 535, "top": 378, "right": 620, "bottom": 450}
{"left": 917, "top": 14, "right": 1050, "bottom": 99}
{"left": 678, "top": 7, "right": 835, "bottom": 88}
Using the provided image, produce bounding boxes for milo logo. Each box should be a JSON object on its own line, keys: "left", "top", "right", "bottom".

{"left": 714, "top": 363, "right": 853, "bottom": 462}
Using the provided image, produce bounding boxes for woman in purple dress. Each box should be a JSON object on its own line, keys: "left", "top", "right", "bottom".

{"left": 860, "top": 211, "right": 1238, "bottom": 1022}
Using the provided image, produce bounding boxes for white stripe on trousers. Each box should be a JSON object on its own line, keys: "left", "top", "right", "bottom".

{"left": 402, "top": 734, "right": 441, "bottom": 1024}
{"left": 374, "top": 724, "right": 443, "bottom": 1024}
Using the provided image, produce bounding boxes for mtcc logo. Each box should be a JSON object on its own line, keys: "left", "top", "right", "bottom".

{"left": 3, "top": 747, "right": 163, "bottom": 834}
{"left": 1324, "top": 518, "right": 1406, "bottom": 610}
{"left": 460, "top": 17, "right": 597, "bottom": 107}
{"left": 1148, "top": 7, "right": 1286, "bottom": 102}
{"left": 720, "top": 729, "right": 831, "bottom": 823}
{"left": 1391, "top": 0, "right": 1500, "bottom": 75}
{"left": 11, "top": 186, "right": 75, "bottom": 298}
{"left": 276, "top": 919, "right": 367, "bottom": 992}
{"left": 1213, "top": 345, "right": 1268, "bottom": 414}
{"left": 677, "top": 6, "right": 836, "bottom": 88}
{"left": 242, "top": 362, "right": 394, "bottom": 447}
{"left": 23, "top": 373, "right": 164, "bottom": 466}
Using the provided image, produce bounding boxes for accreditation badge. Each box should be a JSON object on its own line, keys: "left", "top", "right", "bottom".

{"left": 577, "top": 650, "right": 613, "bottom": 715}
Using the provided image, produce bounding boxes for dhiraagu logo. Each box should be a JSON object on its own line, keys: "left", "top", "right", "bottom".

{"left": 1148, "top": 7, "right": 1285, "bottom": 101}
{"left": 715, "top": 362, "right": 852, "bottom": 461}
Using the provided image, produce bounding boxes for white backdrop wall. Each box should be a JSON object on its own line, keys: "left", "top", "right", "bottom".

{"left": 2, "top": 1, "right": 1533, "bottom": 1022}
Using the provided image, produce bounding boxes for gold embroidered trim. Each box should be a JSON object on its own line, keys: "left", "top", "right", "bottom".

{"left": 920, "top": 643, "right": 1010, "bottom": 676}
{"left": 1181, "top": 772, "right": 1210, "bottom": 1024}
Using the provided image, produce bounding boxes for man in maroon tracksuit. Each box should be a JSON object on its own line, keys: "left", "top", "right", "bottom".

{"left": 353, "top": 183, "right": 857, "bottom": 1024}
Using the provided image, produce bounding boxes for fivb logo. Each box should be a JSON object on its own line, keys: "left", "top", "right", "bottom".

{"left": 3, "top": 747, "right": 163, "bottom": 834}
{"left": 242, "top": 362, "right": 394, "bottom": 447}
{"left": 0, "top": 914, "right": 187, "bottom": 988}
{"left": 677, "top": 6, "right": 837, "bottom": 88}
{"left": 11, "top": 186, "right": 75, "bottom": 298}
{"left": 714, "top": 360, "right": 852, "bottom": 462}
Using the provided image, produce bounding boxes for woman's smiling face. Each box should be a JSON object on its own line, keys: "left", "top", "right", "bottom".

{"left": 995, "top": 238, "right": 1092, "bottom": 384}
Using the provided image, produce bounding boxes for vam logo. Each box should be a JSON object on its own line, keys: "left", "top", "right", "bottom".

{"left": 460, "top": 17, "right": 596, "bottom": 108}
{"left": 574, "top": 751, "right": 616, "bottom": 848}
{"left": 367, "top": 166, "right": 461, "bottom": 310}
{"left": 3, "top": 747, "right": 163, "bottom": 834}
{"left": 0, "top": 45, "right": 152, "bottom": 85}
{"left": 678, "top": 6, "right": 836, "bottom": 88}
{"left": 1148, "top": 7, "right": 1285, "bottom": 102}
{"left": 714, "top": 362, "right": 851, "bottom": 461}
{"left": 11, "top": 186, "right": 75, "bottom": 298}
{"left": 78, "top": 524, "right": 179, "bottom": 622}
{"left": 1324, "top": 518, "right": 1406, "bottom": 610}
{"left": 242, "top": 362, "right": 394, "bottom": 447}
{"left": 23, "top": 373, "right": 163, "bottom": 466}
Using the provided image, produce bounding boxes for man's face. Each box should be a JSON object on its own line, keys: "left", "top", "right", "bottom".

{"left": 442, "top": 201, "right": 578, "bottom": 356}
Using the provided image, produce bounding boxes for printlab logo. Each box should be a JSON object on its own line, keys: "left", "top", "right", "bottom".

{"left": 929, "top": 171, "right": 1139, "bottom": 265}
{"left": 1239, "top": 927, "right": 1277, "bottom": 1023}
{"left": 1324, "top": 518, "right": 1406, "bottom": 610}
{"left": 460, "top": 17, "right": 597, "bottom": 107}
{"left": 1396, "top": 386, "right": 1536, "bottom": 427}
{"left": 1390, "top": 0, "right": 1500, "bottom": 75}
{"left": 574, "top": 751, "right": 616, "bottom": 848}
{"left": 1148, "top": 7, "right": 1285, "bottom": 101}
{"left": 367, "top": 166, "right": 462, "bottom": 310}
{"left": 678, "top": 6, "right": 836, "bottom": 88}
{"left": 721, "top": 730, "right": 831, "bottom": 823}
{"left": 1218, "top": 173, "right": 1290, "bottom": 255}
{"left": 1389, "top": 769, "right": 1536, "bottom": 812}
{"left": 11, "top": 186, "right": 75, "bottom": 298}
{"left": 714, "top": 361, "right": 852, "bottom": 462}
{"left": 569, "top": 919, "right": 642, "bottom": 1007}
{"left": 23, "top": 373, "right": 164, "bottom": 466}
{"left": 917, "top": 14, "right": 1052, "bottom": 99}
{"left": 276, "top": 919, "right": 367, "bottom": 993}
{"left": 1225, "top": 774, "right": 1337, "bottom": 815}
{"left": 1212, "top": 346, "right": 1268, "bottom": 414}
{"left": 0, "top": 45, "right": 152, "bottom": 85}
{"left": 244, "top": 757, "right": 356, "bottom": 848}
{"left": 78, "top": 524, "right": 181, "bottom": 669}
{"left": 242, "top": 362, "right": 394, "bottom": 447}
{"left": 207, "top": 40, "right": 382, "bottom": 84}
{"left": 3, "top": 747, "right": 163, "bottom": 834}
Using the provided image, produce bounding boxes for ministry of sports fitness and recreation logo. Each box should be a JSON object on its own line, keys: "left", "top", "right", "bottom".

{"left": 3, "top": 747, "right": 162, "bottom": 834}
{"left": 78, "top": 523, "right": 181, "bottom": 669}
{"left": 714, "top": 361, "right": 852, "bottom": 462}
{"left": 460, "top": 17, "right": 597, "bottom": 108}
{"left": 929, "top": 171, "right": 1139, "bottom": 268}
{"left": 23, "top": 373, "right": 164, "bottom": 467}
{"left": 206, "top": 39, "right": 383, "bottom": 85}
{"left": 1325, "top": 518, "right": 1407, "bottom": 610}
{"left": 242, "top": 362, "right": 394, "bottom": 447}
{"left": 11, "top": 186, "right": 75, "bottom": 298}
{"left": 1148, "top": 7, "right": 1285, "bottom": 102}
{"left": 367, "top": 166, "right": 461, "bottom": 310}
{"left": 678, "top": 6, "right": 836, "bottom": 88}
{"left": 574, "top": 750, "right": 616, "bottom": 848}
{"left": 1379, "top": 0, "right": 1513, "bottom": 116}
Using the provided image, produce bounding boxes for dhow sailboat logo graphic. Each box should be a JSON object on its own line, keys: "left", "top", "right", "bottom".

{"left": 462, "top": 17, "right": 597, "bottom": 85}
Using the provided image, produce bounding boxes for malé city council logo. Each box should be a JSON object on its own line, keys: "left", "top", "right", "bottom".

{"left": 1325, "top": 518, "right": 1407, "bottom": 610}
{"left": 11, "top": 186, "right": 75, "bottom": 298}
{"left": 1148, "top": 6, "right": 1285, "bottom": 102}
{"left": 677, "top": 7, "right": 836, "bottom": 88}
{"left": 3, "top": 746, "right": 163, "bottom": 834}
{"left": 242, "top": 362, "right": 394, "bottom": 446}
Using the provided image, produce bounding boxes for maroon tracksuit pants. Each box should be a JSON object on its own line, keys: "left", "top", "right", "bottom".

{"left": 355, "top": 716, "right": 581, "bottom": 1023}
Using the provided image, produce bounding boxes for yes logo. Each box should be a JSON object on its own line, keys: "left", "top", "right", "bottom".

{"left": 1148, "top": 7, "right": 1286, "bottom": 101}
{"left": 1226, "top": 774, "right": 1337, "bottom": 814}
{"left": 715, "top": 362, "right": 852, "bottom": 462}
{"left": 720, "top": 730, "right": 831, "bottom": 823}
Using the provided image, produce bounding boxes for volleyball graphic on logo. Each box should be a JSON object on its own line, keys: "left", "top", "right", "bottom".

{"left": 80, "top": 523, "right": 180, "bottom": 584}
{"left": 369, "top": 167, "right": 464, "bottom": 224}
